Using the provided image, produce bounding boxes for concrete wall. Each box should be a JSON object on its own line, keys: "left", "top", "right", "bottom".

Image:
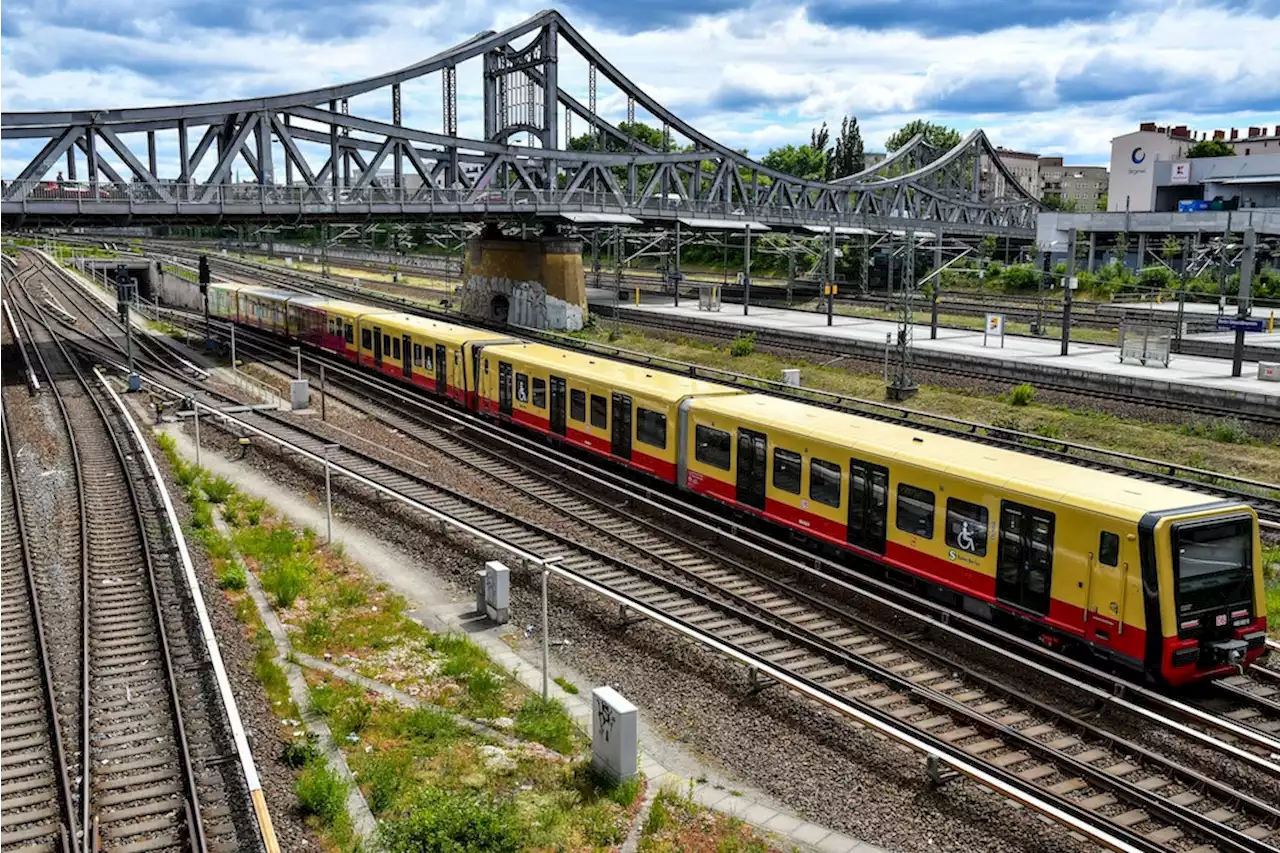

{"left": 153, "top": 266, "right": 205, "bottom": 311}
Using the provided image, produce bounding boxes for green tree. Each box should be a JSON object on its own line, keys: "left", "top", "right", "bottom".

{"left": 828, "top": 115, "right": 866, "bottom": 179}
{"left": 761, "top": 144, "right": 827, "bottom": 181}
{"left": 1186, "top": 139, "right": 1235, "bottom": 158}
{"left": 1096, "top": 193, "right": 1109, "bottom": 211}
{"left": 568, "top": 120, "right": 671, "bottom": 153}
{"left": 979, "top": 234, "right": 998, "bottom": 262}
{"left": 885, "top": 119, "right": 962, "bottom": 152}
{"left": 1041, "top": 194, "right": 1078, "bottom": 212}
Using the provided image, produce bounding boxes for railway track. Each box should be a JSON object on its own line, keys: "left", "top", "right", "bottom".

{"left": 144, "top": 373, "right": 1279, "bottom": 853}
{"left": 27, "top": 246, "right": 1280, "bottom": 852}
{"left": 0, "top": 423, "right": 76, "bottom": 853}
{"left": 5, "top": 272, "right": 262, "bottom": 853}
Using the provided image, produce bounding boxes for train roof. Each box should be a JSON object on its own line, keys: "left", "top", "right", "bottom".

{"left": 492, "top": 342, "right": 738, "bottom": 400}
{"left": 239, "top": 287, "right": 299, "bottom": 302}
{"left": 292, "top": 297, "right": 388, "bottom": 316}
{"left": 369, "top": 311, "right": 514, "bottom": 343}
{"left": 692, "top": 394, "right": 1218, "bottom": 519}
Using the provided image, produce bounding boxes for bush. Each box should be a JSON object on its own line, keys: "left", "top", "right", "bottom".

{"left": 394, "top": 705, "right": 463, "bottom": 749}
{"left": 217, "top": 560, "right": 248, "bottom": 591}
{"left": 998, "top": 264, "right": 1041, "bottom": 291}
{"left": 233, "top": 525, "right": 298, "bottom": 561}
{"left": 296, "top": 763, "right": 348, "bottom": 825}
{"left": 191, "top": 500, "right": 214, "bottom": 530}
{"left": 1137, "top": 266, "right": 1175, "bottom": 290}
{"left": 728, "top": 333, "right": 756, "bottom": 357}
{"left": 1009, "top": 383, "right": 1036, "bottom": 407}
{"left": 379, "top": 789, "right": 521, "bottom": 853}
{"left": 331, "top": 698, "right": 373, "bottom": 741}
{"left": 280, "top": 733, "right": 321, "bottom": 769}
{"left": 202, "top": 475, "right": 235, "bottom": 503}
{"left": 514, "top": 695, "right": 576, "bottom": 754}
{"left": 1180, "top": 418, "right": 1251, "bottom": 445}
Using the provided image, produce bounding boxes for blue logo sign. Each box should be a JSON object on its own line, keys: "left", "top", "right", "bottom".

{"left": 1131, "top": 147, "right": 1145, "bottom": 165}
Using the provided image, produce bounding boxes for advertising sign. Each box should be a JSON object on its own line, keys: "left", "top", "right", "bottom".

{"left": 983, "top": 313, "right": 1005, "bottom": 348}
{"left": 1170, "top": 161, "right": 1192, "bottom": 185}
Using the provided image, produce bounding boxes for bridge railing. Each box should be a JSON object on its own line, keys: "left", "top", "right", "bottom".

{"left": 0, "top": 178, "right": 1030, "bottom": 232}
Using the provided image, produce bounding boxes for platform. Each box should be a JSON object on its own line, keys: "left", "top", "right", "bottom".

{"left": 587, "top": 289, "right": 1279, "bottom": 415}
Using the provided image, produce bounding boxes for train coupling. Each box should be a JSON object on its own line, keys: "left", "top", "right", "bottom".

{"left": 1206, "top": 638, "right": 1248, "bottom": 668}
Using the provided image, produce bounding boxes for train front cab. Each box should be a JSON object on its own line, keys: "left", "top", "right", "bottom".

{"left": 1143, "top": 504, "right": 1267, "bottom": 687}
{"left": 475, "top": 342, "right": 736, "bottom": 483}
{"left": 354, "top": 312, "right": 511, "bottom": 406}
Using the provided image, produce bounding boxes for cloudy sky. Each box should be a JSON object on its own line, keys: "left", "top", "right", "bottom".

{"left": 2, "top": 0, "right": 1279, "bottom": 179}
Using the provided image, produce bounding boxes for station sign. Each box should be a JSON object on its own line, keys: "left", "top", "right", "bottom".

{"left": 1216, "top": 317, "right": 1265, "bottom": 332}
{"left": 983, "top": 313, "right": 1005, "bottom": 348}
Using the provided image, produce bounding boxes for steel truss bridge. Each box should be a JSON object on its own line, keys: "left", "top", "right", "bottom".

{"left": 1, "top": 9, "right": 1040, "bottom": 236}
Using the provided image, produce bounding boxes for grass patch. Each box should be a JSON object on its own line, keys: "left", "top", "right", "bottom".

{"left": 728, "top": 332, "right": 756, "bottom": 357}
{"left": 253, "top": 629, "right": 293, "bottom": 711}
{"left": 1008, "top": 382, "right": 1036, "bottom": 407}
{"left": 1178, "top": 418, "right": 1254, "bottom": 445}
{"left": 296, "top": 763, "right": 348, "bottom": 825}
{"left": 379, "top": 789, "right": 522, "bottom": 853}
{"left": 362, "top": 750, "right": 414, "bottom": 814}
{"left": 514, "top": 695, "right": 577, "bottom": 754}
{"left": 640, "top": 782, "right": 773, "bottom": 852}
{"left": 216, "top": 559, "right": 248, "bottom": 591}
{"left": 202, "top": 474, "right": 235, "bottom": 503}
{"left": 280, "top": 733, "right": 322, "bottom": 769}
{"left": 553, "top": 675, "right": 579, "bottom": 695}
{"left": 261, "top": 555, "right": 311, "bottom": 608}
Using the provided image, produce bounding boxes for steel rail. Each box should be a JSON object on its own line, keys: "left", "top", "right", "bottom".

{"left": 0, "top": 415, "right": 76, "bottom": 853}
{"left": 9, "top": 276, "right": 207, "bottom": 853}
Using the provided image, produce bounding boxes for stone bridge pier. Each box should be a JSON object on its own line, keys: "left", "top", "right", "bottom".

{"left": 459, "top": 224, "right": 587, "bottom": 331}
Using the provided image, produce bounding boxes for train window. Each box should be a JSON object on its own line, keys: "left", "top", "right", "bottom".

{"left": 413, "top": 343, "right": 423, "bottom": 367}
{"left": 896, "top": 484, "right": 935, "bottom": 539}
{"left": 392, "top": 337, "right": 401, "bottom": 360}
{"left": 590, "top": 395, "right": 608, "bottom": 429}
{"left": 772, "top": 449, "right": 802, "bottom": 495}
{"left": 516, "top": 373, "right": 530, "bottom": 404}
{"left": 945, "top": 498, "right": 988, "bottom": 556}
{"left": 570, "top": 389, "right": 586, "bottom": 422}
{"left": 384, "top": 334, "right": 392, "bottom": 355}
{"left": 362, "top": 329, "right": 372, "bottom": 349}
{"left": 344, "top": 323, "right": 354, "bottom": 344}
{"left": 809, "top": 459, "right": 842, "bottom": 508}
{"left": 695, "top": 425, "right": 731, "bottom": 470}
{"left": 636, "top": 408, "right": 667, "bottom": 449}
{"left": 423, "top": 347, "right": 434, "bottom": 371}
{"left": 533, "top": 378, "right": 547, "bottom": 409}
{"left": 1098, "top": 531, "right": 1119, "bottom": 567}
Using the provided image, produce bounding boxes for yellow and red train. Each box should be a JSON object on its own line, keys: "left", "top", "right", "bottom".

{"left": 208, "top": 281, "right": 1268, "bottom": 687}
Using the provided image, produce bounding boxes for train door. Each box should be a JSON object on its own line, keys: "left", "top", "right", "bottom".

{"left": 996, "top": 502, "right": 1055, "bottom": 615}
{"left": 611, "top": 393, "right": 632, "bottom": 460}
{"left": 435, "top": 345, "right": 447, "bottom": 395}
{"left": 1085, "top": 529, "right": 1125, "bottom": 643}
{"left": 498, "top": 362, "right": 513, "bottom": 417}
{"left": 848, "top": 460, "right": 888, "bottom": 554}
{"left": 735, "top": 428, "right": 767, "bottom": 510}
{"left": 549, "top": 376, "right": 567, "bottom": 436}
{"left": 372, "top": 325, "right": 383, "bottom": 367}
{"left": 402, "top": 335, "right": 412, "bottom": 378}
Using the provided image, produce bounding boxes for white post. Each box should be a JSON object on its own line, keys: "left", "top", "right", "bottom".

{"left": 193, "top": 399, "right": 201, "bottom": 466}
{"left": 320, "top": 364, "right": 327, "bottom": 421}
{"left": 541, "top": 569, "right": 550, "bottom": 701}
{"left": 883, "top": 332, "right": 891, "bottom": 384}
{"left": 324, "top": 444, "right": 335, "bottom": 544}
{"left": 295, "top": 346, "right": 303, "bottom": 380}
{"left": 230, "top": 324, "right": 237, "bottom": 371}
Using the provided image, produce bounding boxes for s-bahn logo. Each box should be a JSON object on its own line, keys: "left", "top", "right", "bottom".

{"left": 1131, "top": 147, "right": 1145, "bottom": 165}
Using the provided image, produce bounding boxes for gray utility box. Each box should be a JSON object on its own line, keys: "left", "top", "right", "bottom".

{"left": 290, "top": 379, "right": 310, "bottom": 410}
{"left": 591, "top": 686, "right": 638, "bottom": 782}
{"left": 1259, "top": 362, "right": 1279, "bottom": 382}
{"left": 484, "top": 561, "right": 510, "bottom": 624}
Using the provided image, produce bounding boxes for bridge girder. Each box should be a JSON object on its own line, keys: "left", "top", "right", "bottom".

{"left": 1, "top": 9, "right": 1040, "bottom": 235}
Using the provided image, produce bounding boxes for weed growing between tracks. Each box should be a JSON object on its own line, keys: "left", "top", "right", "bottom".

{"left": 1265, "top": 544, "right": 1280, "bottom": 637}
{"left": 155, "top": 432, "right": 779, "bottom": 852}
{"left": 567, "top": 324, "right": 1280, "bottom": 484}
{"left": 640, "top": 780, "right": 772, "bottom": 853}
